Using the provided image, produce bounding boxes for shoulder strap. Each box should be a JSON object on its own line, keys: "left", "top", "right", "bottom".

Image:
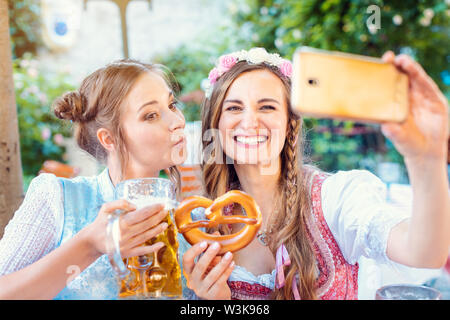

{"left": 56, "top": 176, "right": 102, "bottom": 245}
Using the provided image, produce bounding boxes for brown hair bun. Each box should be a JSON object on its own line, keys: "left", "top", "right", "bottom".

{"left": 53, "top": 91, "right": 86, "bottom": 122}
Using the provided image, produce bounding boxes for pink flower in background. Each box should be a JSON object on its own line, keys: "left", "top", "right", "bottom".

{"left": 53, "top": 133, "right": 65, "bottom": 146}
{"left": 41, "top": 127, "right": 51, "bottom": 141}
{"left": 38, "top": 93, "right": 48, "bottom": 105}
{"left": 208, "top": 67, "right": 220, "bottom": 84}
{"left": 27, "top": 68, "right": 38, "bottom": 78}
{"left": 279, "top": 59, "right": 292, "bottom": 78}
{"left": 218, "top": 54, "right": 237, "bottom": 72}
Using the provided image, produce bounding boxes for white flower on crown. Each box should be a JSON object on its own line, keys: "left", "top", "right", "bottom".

{"left": 246, "top": 47, "right": 270, "bottom": 64}
{"left": 231, "top": 49, "right": 248, "bottom": 61}
{"left": 266, "top": 52, "right": 283, "bottom": 66}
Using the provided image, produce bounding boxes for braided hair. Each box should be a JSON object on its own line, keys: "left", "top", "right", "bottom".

{"left": 201, "top": 61, "right": 318, "bottom": 299}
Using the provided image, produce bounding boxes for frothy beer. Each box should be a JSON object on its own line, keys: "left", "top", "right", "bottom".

{"left": 118, "top": 198, "right": 182, "bottom": 299}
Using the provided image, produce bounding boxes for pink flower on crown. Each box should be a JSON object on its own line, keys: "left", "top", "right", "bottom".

{"left": 208, "top": 67, "right": 220, "bottom": 84}
{"left": 218, "top": 54, "right": 237, "bottom": 72}
{"left": 279, "top": 59, "right": 293, "bottom": 78}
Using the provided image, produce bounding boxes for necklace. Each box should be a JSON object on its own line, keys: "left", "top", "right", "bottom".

{"left": 256, "top": 228, "right": 272, "bottom": 246}
{"left": 242, "top": 199, "right": 279, "bottom": 246}
{"left": 231, "top": 181, "right": 281, "bottom": 247}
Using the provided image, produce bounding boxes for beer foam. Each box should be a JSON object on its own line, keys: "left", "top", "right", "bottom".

{"left": 130, "top": 197, "right": 178, "bottom": 211}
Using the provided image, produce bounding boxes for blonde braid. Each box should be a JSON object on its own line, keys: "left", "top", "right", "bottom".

{"left": 280, "top": 118, "right": 301, "bottom": 299}
{"left": 285, "top": 118, "right": 300, "bottom": 217}
{"left": 271, "top": 117, "right": 317, "bottom": 300}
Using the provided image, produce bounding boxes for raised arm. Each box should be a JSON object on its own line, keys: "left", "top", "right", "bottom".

{"left": 381, "top": 52, "right": 450, "bottom": 268}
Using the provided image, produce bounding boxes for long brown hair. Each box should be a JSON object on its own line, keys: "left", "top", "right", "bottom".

{"left": 201, "top": 61, "right": 318, "bottom": 299}
{"left": 53, "top": 59, "right": 181, "bottom": 192}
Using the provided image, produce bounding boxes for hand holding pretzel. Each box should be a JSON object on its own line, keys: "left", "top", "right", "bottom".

{"left": 174, "top": 190, "right": 262, "bottom": 255}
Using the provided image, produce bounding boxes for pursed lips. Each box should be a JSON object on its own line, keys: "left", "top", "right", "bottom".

{"left": 172, "top": 135, "right": 185, "bottom": 147}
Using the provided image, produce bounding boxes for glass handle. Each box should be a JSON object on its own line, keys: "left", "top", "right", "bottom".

{"left": 106, "top": 210, "right": 130, "bottom": 278}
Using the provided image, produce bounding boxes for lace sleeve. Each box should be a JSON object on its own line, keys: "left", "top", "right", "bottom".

{"left": 0, "top": 173, "right": 64, "bottom": 275}
{"left": 321, "top": 170, "right": 410, "bottom": 265}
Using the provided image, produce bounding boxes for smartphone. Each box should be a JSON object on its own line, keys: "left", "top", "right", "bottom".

{"left": 291, "top": 47, "right": 409, "bottom": 123}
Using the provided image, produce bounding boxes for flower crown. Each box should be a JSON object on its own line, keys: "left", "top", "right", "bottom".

{"left": 203, "top": 47, "right": 293, "bottom": 98}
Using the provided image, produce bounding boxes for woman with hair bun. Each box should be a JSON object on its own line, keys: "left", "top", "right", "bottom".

{"left": 0, "top": 60, "right": 187, "bottom": 299}
{"left": 181, "top": 48, "right": 449, "bottom": 300}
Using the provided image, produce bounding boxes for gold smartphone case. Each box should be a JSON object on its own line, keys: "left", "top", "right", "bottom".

{"left": 291, "top": 47, "right": 409, "bottom": 123}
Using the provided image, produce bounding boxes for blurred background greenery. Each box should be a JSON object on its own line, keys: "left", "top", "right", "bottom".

{"left": 8, "top": 0, "right": 41, "bottom": 59}
{"left": 9, "top": 0, "right": 450, "bottom": 188}
{"left": 9, "top": 0, "right": 76, "bottom": 188}
{"left": 12, "top": 54, "right": 75, "bottom": 188}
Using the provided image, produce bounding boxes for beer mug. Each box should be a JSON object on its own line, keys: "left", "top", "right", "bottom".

{"left": 375, "top": 284, "right": 442, "bottom": 300}
{"left": 106, "top": 178, "right": 182, "bottom": 299}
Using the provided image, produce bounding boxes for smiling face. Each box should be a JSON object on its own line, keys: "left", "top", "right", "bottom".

{"left": 120, "top": 72, "right": 186, "bottom": 177}
{"left": 218, "top": 69, "right": 288, "bottom": 165}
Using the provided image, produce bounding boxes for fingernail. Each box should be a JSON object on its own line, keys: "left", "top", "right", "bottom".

{"left": 211, "top": 242, "right": 220, "bottom": 250}
{"left": 157, "top": 242, "right": 165, "bottom": 248}
{"left": 223, "top": 252, "right": 232, "bottom": 260}
{"left": 162, "top": 222, "right": 168, "bottom": 229}
{"left": 199, "top": 241, "right": 207, "bottom": 249}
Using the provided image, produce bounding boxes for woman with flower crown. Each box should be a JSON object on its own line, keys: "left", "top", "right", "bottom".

{"left": 181, "top": 47, "right": 450, "bottom": 300}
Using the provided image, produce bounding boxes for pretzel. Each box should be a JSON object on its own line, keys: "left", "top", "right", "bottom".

{"left": 174, "top": 190, "right": 262, "bottom": 255}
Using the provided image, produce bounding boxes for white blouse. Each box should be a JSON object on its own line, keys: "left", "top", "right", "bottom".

{"left": 320, "top": 169, "right": 410, "bottom": 265}
{"left": 0, "top": 169, "right": 411, "bottom": 278}
{"left": 0, "top": 173, "right": 64, "bottom": 276}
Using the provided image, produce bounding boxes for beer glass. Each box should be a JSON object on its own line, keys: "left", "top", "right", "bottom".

{"left": 375, "top": 284, "right": 442, "bottom": 300}
{"left": 106, "top": 178, "right": 182, "bottom": 299}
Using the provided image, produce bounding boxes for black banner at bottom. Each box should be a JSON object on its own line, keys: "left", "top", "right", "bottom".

{"left": 0, "top": 299, "right": 446, "bottom": 318}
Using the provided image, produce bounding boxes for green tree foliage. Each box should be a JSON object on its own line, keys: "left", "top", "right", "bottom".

{"left": 230, "top": 0, "right": 449, "bottom": 91}
{"left": 9, "top": 1, "right": 76, "bottom": 189}
{"left": 13, "top": 54, "right": 75, "bottom": 187}
{"left": 8, "top": 0, "right": 41, "bottom": 58}
{"left": 153, "top": 45, "right": 214, "bottom": 121}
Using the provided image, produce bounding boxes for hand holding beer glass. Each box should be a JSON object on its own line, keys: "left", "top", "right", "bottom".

{"left": 106, "top": 178, "right": 182, "bottom": 299}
